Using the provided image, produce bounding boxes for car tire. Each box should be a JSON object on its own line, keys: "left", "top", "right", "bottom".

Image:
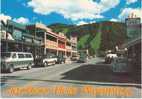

{"left": 44, "top": 62, "right": 48, "bottom": 67}
{"left": 27, "top": 65, "right": 32, "bottom": 70}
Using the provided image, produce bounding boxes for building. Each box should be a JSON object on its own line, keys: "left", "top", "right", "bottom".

{"left": 70, "top": 36, "right": 78, "bottom": 57}
{"left": 57, "top": 33, "right": 66, "bottom": 56}
{"left": 1, "top": 20, "right": 78, "bottom": 61}
{"left": 125, "top": 13, "right": 141, "bottom": 81}
{"left": 27, "top": 23, "right": 77, "bottom": 57}
{"left": 1, "top": 20, "right": 42, "bottom": 59}
{"left": 125, "top": 14, "right": 141, "bottom": 41}
{"left": 66, "top": 38, "right": 72, "bottom": 57}
{"left": 27, "top": 23, "right": 62, "bottom": 56}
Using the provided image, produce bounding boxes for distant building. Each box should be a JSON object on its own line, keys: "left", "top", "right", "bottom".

{"left": 70, "top": 36, "right": 78, "bottom": 57}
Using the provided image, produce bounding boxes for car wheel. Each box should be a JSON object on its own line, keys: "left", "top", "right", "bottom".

{"left": 8, "top": 66, "right": 14, "bottom": 73}
{"left": 27, "top": 65, "right": 32, "bottom": 70}
{"left": 44, "top": 62, "right": 48, "bottom": 67}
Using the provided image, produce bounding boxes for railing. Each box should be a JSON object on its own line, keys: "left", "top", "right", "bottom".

{"left": 72, "top": 47, "right": 77, "bottom": 51}
{"left": 66, "top": 46, "right": 72, "bottom": 50}
{"left": 45, "top": 40, "right": 58, "bottom": 48}
{"left": 58, "top": 43, "right": 65, "bottom": 49}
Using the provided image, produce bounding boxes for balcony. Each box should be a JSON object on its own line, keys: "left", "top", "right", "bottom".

{"left": 58, "top": 43, "right": 65, "bottom": 49}
{"left": 66, "top": 46, "right": 72, "bottom": 51}
{"left": 72, "top": 47, "right": 77, "bottom": 51}
{"left": 45, "top": 40, "right": 58, "bottom": 49}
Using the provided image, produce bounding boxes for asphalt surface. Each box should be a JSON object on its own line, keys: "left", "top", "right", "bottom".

{"left": 0, "top": 57, "right": 141, "bottom": 98}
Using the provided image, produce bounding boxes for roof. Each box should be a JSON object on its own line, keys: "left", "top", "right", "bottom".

{"left": 123, "top": 37, "right": 141, "bottom": 48}
{"left": 7, "top": 20, "right": 26, "bottom": 30}
{"left": 1, "top": 52, "right": 32, "bottom": 54}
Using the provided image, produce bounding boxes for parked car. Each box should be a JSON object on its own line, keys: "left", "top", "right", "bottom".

{"left": 1, "top": 52, "right": 34, "bottom": 73}
{"left": 71, "top": 55, "right": 79, "bottom": 61}
{"left": 105, "top": 53, "right": 118, "bottom": 64}
{"left": 35, "top": 54, "right": 57, "bottom": 67}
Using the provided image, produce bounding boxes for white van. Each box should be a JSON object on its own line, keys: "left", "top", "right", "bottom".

{"left": 1, "top": 52, "right": 34, "bottom": 73}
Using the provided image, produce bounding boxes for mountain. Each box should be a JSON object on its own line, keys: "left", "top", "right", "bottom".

{"left": 48, "top": 21, "right": 127, "bottom": 56}
{"left": 48, "top": 23, "right": 75, "bottom": 37}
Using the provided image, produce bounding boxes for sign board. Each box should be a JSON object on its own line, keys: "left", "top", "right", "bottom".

{"left": 13, "top": 29, "right": 22, "bottom": 40}
{"left": 125, "top": 18, "right": 141, "bottom": 41}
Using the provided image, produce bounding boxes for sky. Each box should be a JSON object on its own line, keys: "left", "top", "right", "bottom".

{"left": 1, "top": 0, "right": 141, "bottom": 25}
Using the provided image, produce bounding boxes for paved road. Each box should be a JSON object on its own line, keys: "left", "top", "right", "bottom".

{"left": 1, "top": 57, "right": 141, "bottom": 98}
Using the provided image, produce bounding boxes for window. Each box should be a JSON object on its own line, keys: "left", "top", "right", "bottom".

{"left": 12, "top": 53, "right": 17, "bottom": 58}
{"left": 18, "top": 54, "right": 25, "bottom": 58}
{"left": 46, "top": 34, "right": 57, "bottom": 41}
{"left": 25, "top": 54, "right": 32, "bottom": 58}
{"left": 1, "top": 53, "right": 11, "bottom": 58}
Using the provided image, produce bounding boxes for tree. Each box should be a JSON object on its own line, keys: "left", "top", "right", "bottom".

{"left": 77, "top": 34, "right": 90, "bottom": 49}
{"left": 90, "top": 32, "right": 102, "bottom": 55}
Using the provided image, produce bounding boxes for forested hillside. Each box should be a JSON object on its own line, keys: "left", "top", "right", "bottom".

{"left": 48, "top": 21, "right": 127, "bottom": 56}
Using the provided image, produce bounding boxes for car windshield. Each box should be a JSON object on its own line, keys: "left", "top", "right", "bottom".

{"left": 1, "top": 52, "right": 11, "bottom": 58}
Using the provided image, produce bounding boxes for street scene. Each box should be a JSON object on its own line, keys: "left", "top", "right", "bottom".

{"left": 0, "top": 0, "right": 142, "bottom": 98}
{"left": 1, "top": 57, "right": 141, "bottom": 98}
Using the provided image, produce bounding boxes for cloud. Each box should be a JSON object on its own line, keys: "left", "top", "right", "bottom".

{"left": 119, "top": 8, "right": 142, "bottom": 21}
{"left": 77, "top": 21, "right": 89, "bottom": 25}
{"left": 77, "top": 20, "right": 96, "bottom": 25}
{"left": 13, "top": 17, "right": 29, "bottom": 24}
{"left": 110, "top": 18, "right": 118, "bottom": 22}
{"left": 126, "top": 0, "right": 137, "bottom": 4}
{"left": 28, "top": 0, "right": 120, "bottom": 21}
{"left": 0, "top": 13, "right": 11, "bottom": 23}
{"left": 0, "top": 14, "right": 30, "bottom": 24}
{"left": 99, "top": 0, "right": 120, "bottom": 12}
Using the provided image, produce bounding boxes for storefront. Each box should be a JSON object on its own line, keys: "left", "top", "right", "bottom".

{"left": 1, "top": 20, "right": 43, "bottom": 60}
